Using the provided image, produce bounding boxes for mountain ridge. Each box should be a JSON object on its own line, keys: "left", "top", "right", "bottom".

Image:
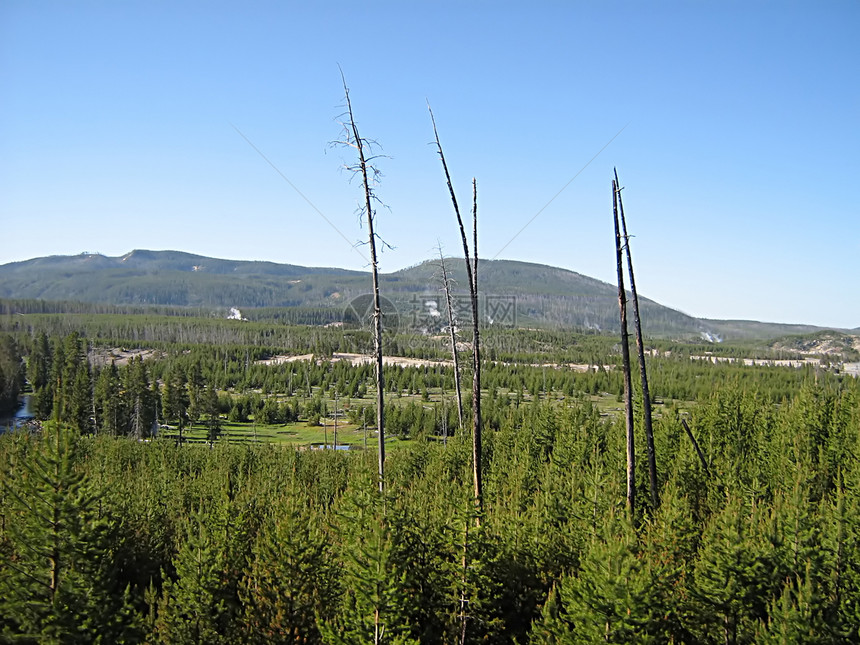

{"left": 0, "top": 250, "right": 850, "bottom": 340}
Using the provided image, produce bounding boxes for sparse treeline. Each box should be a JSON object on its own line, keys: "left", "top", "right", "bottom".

{"left": 1, "top": 327, "right": 850, "bottom": 439}
{"left": 6, "top": 306, "right": 845, "bottom": 365}
{"left": 6, "top": 328, "right": 846, "bottom": 440}
{"left": 2, "top": 376, "right": 860, "bottom": 642}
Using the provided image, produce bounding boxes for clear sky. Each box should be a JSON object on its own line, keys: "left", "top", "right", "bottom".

{"left": 2, "top": 1, "right": 858, "bottom": 328}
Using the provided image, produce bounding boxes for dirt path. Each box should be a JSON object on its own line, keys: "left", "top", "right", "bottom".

{"left": 257, "top": 352, "right": 452, "bottom": 369}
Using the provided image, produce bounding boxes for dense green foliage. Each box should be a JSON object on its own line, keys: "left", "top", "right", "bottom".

{"left": 4, "top": 324, "right": 847, "bottom": 441}
{"left": 0, "top": 335, "right": 23, "bottom": 416}
{"left": 1, "top": 379, "right": 859, "bottom": 642}
{"left": 1, "top": 308, "right": 859, "bottom": 642}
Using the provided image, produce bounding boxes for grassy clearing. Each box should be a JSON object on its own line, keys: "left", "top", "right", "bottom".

{"left": 159, "top": 388, "right": 696, "bottom": 448}
{"left": 159, "top": 419, "right": 407, "bottom": 449}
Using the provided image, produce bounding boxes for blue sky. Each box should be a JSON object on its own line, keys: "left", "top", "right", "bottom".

{"left": 2, "top": 1, "right": 858, "bottom": 328}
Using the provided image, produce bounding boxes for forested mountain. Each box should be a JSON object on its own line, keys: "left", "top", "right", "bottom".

{"left": 0, "top": 250, "right": 844, "bottom": 339}
{"left": 0, "top": 250, "right": 364, "bottom": 310}
{"left": 1, "top": 285, "right": 859, "bottom": 641}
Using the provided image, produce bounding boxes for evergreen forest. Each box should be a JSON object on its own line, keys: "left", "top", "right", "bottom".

{"left": 1, "top": 304, "right": 859, "bottom": 643}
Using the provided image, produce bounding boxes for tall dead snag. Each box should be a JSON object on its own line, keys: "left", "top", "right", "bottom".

{"left": 613, "top": 178, "right": 635, "bottom": 518}
{"left": 338, "top": 74, "right": 386, "bottom": 493}
{"left": 430, "top": 107, "right": 483, "bottom": 519}
{"left": 438, "top": 248, "right": 465, "bottom": 432}
{"left": 470, "top": 179, "right": 482, "bottom": 518}
{"left": 615, "top": 169, "right": 659, "bottom": 510}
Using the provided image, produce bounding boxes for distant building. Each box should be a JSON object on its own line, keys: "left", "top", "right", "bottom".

{"left": 844, "top": 362, "right": 860, "bottom": 377}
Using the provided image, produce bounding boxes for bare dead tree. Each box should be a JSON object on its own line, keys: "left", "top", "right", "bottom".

{"left": 336, "top": 72, "right": 387, "bottom": 493}
{"left": 129, "top": 396, "right": 144, "bottom": 442}
{"left": 458, "top": 515, "right": 470, "bottom": 645}
{"left": 613, "top": 178, "right": 635, "bottom": 518}
{"left": 430, "top": 106, "right": 483, "bottom": 518}
{"left": 470, "top": 179, "right": 482, "bottom": 512}
{"left": 333, "top": 388, "right": 338, "bottom": 449}
{"left": 438, "top": 246, "right": 464, "bottom": 432}
{"left": 681, "top": 418, "right": 711, "bottom": 477}
{"left": 615, "top": 168, "right": 659, "bottom": 510}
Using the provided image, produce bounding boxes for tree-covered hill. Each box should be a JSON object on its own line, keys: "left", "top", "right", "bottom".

{"left": 0, "top": 250, "right": 366, "bottom": 309}
{"left": 0, "top": 249, "right": 363, "bottom": 278}
{"left": 0, "top": 250, "right": 848, "bottom": 339}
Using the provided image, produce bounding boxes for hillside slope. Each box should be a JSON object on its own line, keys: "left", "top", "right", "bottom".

{"left": 0, "top": 250, "right": 847, "bottom": 340}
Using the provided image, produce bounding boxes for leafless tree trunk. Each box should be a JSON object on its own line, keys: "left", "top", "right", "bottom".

{"left": 430, "top": 106, "right": 483, "bottom": 518}
{"left": 459, "top": 517, "right": 470, "bottom": 645}
{"left": 90, "top": 346, "right": 99, "bottom": 433}
{"left": 615, "top": 169, "right": 659, "bottom": 510}
{"left": 438, "top": 248, "right": 464, "bottom": 432}
{"left": 130, "top": 396, "right": 143, "bottom": 441}
{"left": 470, "top": 179, "right": 482, "bottom": 516}
{"left": 681, "top": 418, "right": 711, "bottom": 477}
{"left": 613, "top": 179, "right": 635, "bottom": 518}
{"left": 339, "top": 73, "right": 386, "bottom": 493}
{"left": 374, "top": 607, "right": 381, "bottom": 645}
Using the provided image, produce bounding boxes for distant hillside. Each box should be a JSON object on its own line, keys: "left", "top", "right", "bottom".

{"left": 387, "top": 259, "right": 706, "bottom": 336}
{"left": 0, "top": 250, "right": 847, "bottom": 340}
{"left": 769, "top": 330, "right": 860, "bottom": 361}
{"left": 0, "top": 250, "right": 361, "bottom": 278}
{"left": 0, "top": 250, "right": 364, "bottom": 309}
{"left": 700, "top": 319, "right": 830, "bottom": 342}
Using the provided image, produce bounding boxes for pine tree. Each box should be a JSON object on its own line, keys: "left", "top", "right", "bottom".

{"left": 94, "top": 362, "right": 121, "bottom": 435}
{"left": 440, "top": 500, "right": 504, "bottom": 644}
{"left": 162, "top": 367, "right": 190, "bottom": 442}
{"left": 48, "top": 336, "right": 67, "bottom": 423}
{"left": 28, "top": 333, "right": 54, "bottom": 420}
{"left": 239, "top": 499, "right": 333, "bottom": 643}
{"left": 691, "top": 495, "right": 782, "bottom": 644}
{"left": 123, "top": 356, "right": 153, "bottom": 440}
{"left": 0, "top": 334, "right": 24, "bottom": 416}
{"left": 823, "top": 471, "right": 860, "bottom": 640}
{"left": 186, "top": 361, "right": 204, "bottom": 428}
{"left": 755, "top": 567, "right": 830, "bottom": 645}
{"left": 154, "top": 508, "right": 233, "bottom": 645}
{"left": 318, "top": 484, "right": 418, "bottom": 645}
{"left": 69, "top": 360, "right": 93, "bottom": 434}
{"left": 0, "top": 426, "right": 140, "bottom": 643}
{"left": 203, "top": 382, "right": 221, "bottom": 445}
{"left": 534, "top": 511, "right": 653, "bottom": 643}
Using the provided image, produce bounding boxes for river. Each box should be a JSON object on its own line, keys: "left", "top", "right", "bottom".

{"left": 0, "top": 395, "right": 35, "bottom": 433}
